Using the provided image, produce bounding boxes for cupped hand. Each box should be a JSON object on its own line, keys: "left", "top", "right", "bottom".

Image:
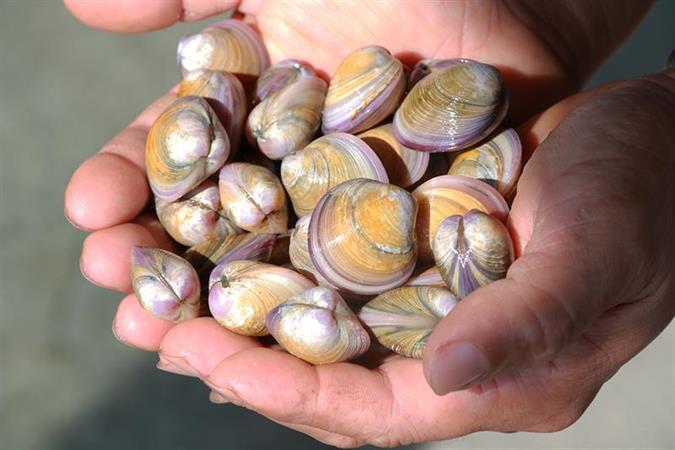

{"left": 63, "top": 0, "right": 673, "bottom": 446}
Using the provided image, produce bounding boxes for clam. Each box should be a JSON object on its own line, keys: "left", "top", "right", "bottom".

{"left": 433, "top": 209, "right": 514, "bottom": 298}
{"left": 309, "top": 179, "right": 417, "bottom": 295}
{"left": 131, "top": 247, "right": 201, "bottom": 322}
{"left": 267, "top": 287, "right": 370, "bottom": 364}
{"left": 393, "top": 59, "right": 508, "bottom": 152}
{"left": 322, "top": 45, "right": 406, "bottom": 134}
{"left": 219, "top": 162, "right": 288, "bottom": 233}
{"left": 208, "top": 260, "right": 315, "bottom": 335}
{"left": 404, "top": 266, "right": 445, "bottom": 287}
{"left": 178, "top": 69, "right": 247, "bottom": 151}
{"left": 246, "top": 69, "right": 327, "bottom": 160}
{"left": 413, "top": 175, "right": 509, "bottom": 264}
{"left": 281, "top": 133, "right": 388, "bottom": 216}
{"left": 358, "top": 123, "right": 430, "bottom": 188}
{"left": 407, "top": 58, "right": 466, "bottom": 89}
{"left": 184, "top": 232, "right": 279, "bottom": 278}
{"left": 254, "top": 59, "right": 316, "bottom": 104}
{"left": 155, "top": 179, "right": 241, "bottom": 247}
{"left": 448, "top": 128, "right": 522, "bottom": 198}
{"left": 288, "top": 215, "right": 330, "bottom": 285}
{"left": 146, "top": 96, "right": 229, "bottom": 202}
{"left": 177, "top": 19, "right": 270, "bottom": 78}
{"left": 359, "top": 286, "right": 457, "bottom": 358}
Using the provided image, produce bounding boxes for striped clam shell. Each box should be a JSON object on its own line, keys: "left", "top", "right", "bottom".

{"left": 358, "top": 123, "right": 430, "bottom": 188}
{"left": 412, "top": 175, "right": 509, "bottom": 264}
{"left": 289, "top": 215, "right": 330, "bottom": 285}
{"left": 267, "top": 287, "right": 370, "bottom": 364}
{"left": 433, "top": 209, "right": 514, "bottom": 298}
{"left": 280, "top": 133, "right": 388, "bottom": 217}
{"left": 178, "top": 70, "right": 247, "bottom": 151}
{"left": 155, "top": 179, "right": 241, "bottom": 247}
{"left": 448, "top": 128, "right": 522, "bottom": 198}
{"left": 219, "top": 162, "right": 288, "bottom": 233}
{"left": 393, "top": 60, "right": 508, "bottom": 152}
{"left": 146, "top": 96, "right": 229, "bottom": 202}
{"left": 177, "top": 19, "right": 270, "bottom": 78}
{"left": 254, "top": 59, "right": 316, "bottom": 104}
{"left": 131, "top": 247, "right": 201, "bottom": 322}
{"left": 246, "top": 72, "right": 327, "bottom": 160}
{"left": 407, "top": 58, "right": 467, "bottom": 89}
{"left": 404, "top": 266, "right": 445, "bottom": 287}
{"left": 359, "top": 286, "right": 457, "bottom": 358}
{"left": 322, "top": 45, "right": 406, "bottom": 134}
{"left": 208, "top": 260, "right": 315, "bottom": 336}
{"left": 309, "top": 179, "right": 417, "bottom": 296}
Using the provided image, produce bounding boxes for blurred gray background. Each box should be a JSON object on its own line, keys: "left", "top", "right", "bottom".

{"left": 0, "top": 1, "right": 673, "bottom": 449}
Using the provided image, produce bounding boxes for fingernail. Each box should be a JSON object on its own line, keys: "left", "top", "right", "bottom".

{"left": 208, "top": 390, "right": 231, "bottom": 404}
{"left": 157, "top": 354, "right": 199, "bottom": 377}
{"left": 429, "top": 341, "right": 488, "bottom": 395}
{"left": 111, "top": 318, "right": 129, "bottom": 346}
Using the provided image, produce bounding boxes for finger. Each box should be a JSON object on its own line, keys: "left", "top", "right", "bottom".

{"left": 64, "top": 92, "right": 177, "bottom": 231}
{"left": 64, "top": 0, "right": 241, "bottom": 32}
{"left": 80, "top": 217, "right": 176, "bottom": 292}
{"left": 424, "top": 71, "right": 675, "bottom": 395}
{"left": 113, "top": 294, "right": 173, "bottom": 350}
{"left": 157, "top": 317, "right": 261, "bottom": 377}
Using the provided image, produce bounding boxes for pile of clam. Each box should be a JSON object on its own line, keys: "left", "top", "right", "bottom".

{"left": 132, "top": 20, "right": 521, "bottom": 364}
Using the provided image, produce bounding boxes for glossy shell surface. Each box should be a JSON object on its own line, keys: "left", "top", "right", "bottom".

{"left": 267, "top": 287, "right": 370, "bottom": 364}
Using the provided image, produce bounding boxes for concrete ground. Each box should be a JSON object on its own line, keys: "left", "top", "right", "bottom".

{"left": 0, "top": 1, "right": 673, "bottom": 449}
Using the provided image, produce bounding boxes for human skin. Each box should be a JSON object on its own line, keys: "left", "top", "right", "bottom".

{"left": 63, "top": 1, "right": 674, "bottom": 447}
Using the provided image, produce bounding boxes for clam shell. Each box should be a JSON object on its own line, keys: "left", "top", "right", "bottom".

{"left": 146, "top": 96, "right": 230, "bottom": 202}
{"left": 412, "top": 175, "right": 509, "bottom": 264}
{"left": 448, "top": 128, "right": 522, "bottom": 198}
{"left": 155, "top": 179, "right": 241, "bottom": 247}
{"left": 407, "top": 58, "right": 466, "bottom": 89}
{"left": 246, "top": 75, "right": 327, "bottom": 160}
{"left": 267, "top": 287, "right": 370, "bottom": 364}
{"left": 359, "top": 286, "right": 457, "bottom": 358}
{"left": 358, "top": 123, "right": 430, "bottom": 188}
{"left": 208, "top": 260, "right": 315, "bottom": 336}
{"left": 178, "top": 69, "right": 247, "bottom": 151}
{"left": 184, "top": 232, "right": 278, "bottom": 279}
{"left": 219, "top": 162, "right": 288, "bottom": 233}
{"left": 177, "top": 19, "right": 270, "bottom": 78}
{"left": 309, "top": 179, "right": 417, "bottom": 295}
{"left": 433, "top": 209, "right": 514, "bottom": 298}
{"left": 254, "top": 59, "right": 316, "bottom": 104}
{"left": 131, "top": 247, "right": 201, "bottom": 322}
{"left": 322, "top": 46, "right": 406, "bottom": 134}
{"left": 281, "top": 133, "right": 388, "bottom": 216}
{"left": 404, "top": 266, "right": 445, "bottom": 287}
{"left": 393, "top": 60, "right": 508, "bottom": 152}
{"left": 288, "top": 215, "right": 330, "bottom": 285}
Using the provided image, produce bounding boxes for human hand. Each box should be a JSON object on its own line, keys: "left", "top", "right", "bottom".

{"left": 63, "top": 0, "right": 672, "bottom": 446}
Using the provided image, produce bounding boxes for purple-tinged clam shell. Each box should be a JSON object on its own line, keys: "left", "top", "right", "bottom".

{"left": 309, "top": 179, "right": 417, "bottom": 296}
{"left": 267, "top": 286, "right": 370, "bottom": 365}
{"left": 393, "top": 60, "right": 508, "bottom": 152}
{"left": 404, "top": 266, "right": 445, "bottom": 287}
{"left": 407, "top": 58, "right": 467, "bottom": 89}
{"left": 208, "top": 260, "right": 315, "bottom": 336}
{"left": 322, "top": 46, "right": 406, "bottom": 134}
{"left": 412, "top": 175, "right": 509, "bottom": 264}
{"left": 178, "top": 70, "right": 247, "bottom": 151}
{"left": 448, "top": 128, "right": 522, "bottom": 198}
{"left": 280, "top": 133, "right": 388, "bottom": 216}
{"left": 131, "top": 247, "right": 201, "bottom": 322}
{"left": 358, "top": 123, "right": 430, "bottom": 188}
{"left": 246, "top": 73, "right": 327, "bottom": 160}
{"left": 359, "top": 286, "right": 457, "bottom": 358}
{"left": 218, "top": 162, "right": 288, "bottom": 233}
{"left": 254, "top": 59, "right": 316, "bottom": 104}
{"left": 177, "top": 19, "right": 270, "bottom": 78}
{"left": 146, "top": 96, "right": 229, "bottom": 202}
{"left": 155, "top": 179, "right": 241, "bottom": 247}
{"left": 433, "top": 210, "right": 514, "bottom": 298}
